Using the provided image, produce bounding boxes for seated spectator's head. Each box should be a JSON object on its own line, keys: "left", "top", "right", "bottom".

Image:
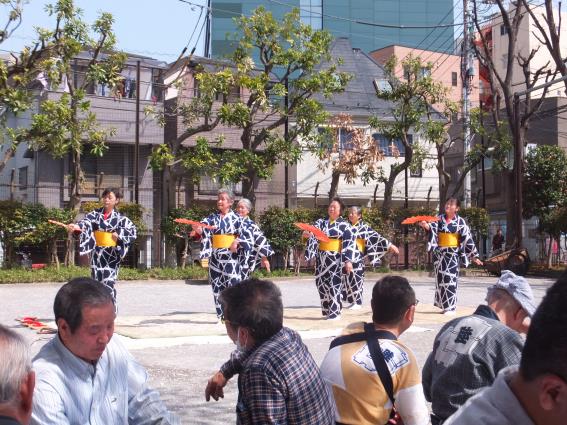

{"left": 220, "top": 278, "right": 283, "bottom": 350}
{"left": 371, "top": 275, "right": 417, "bottom": 332}
{"left": 54, "top": 277, "right": 115, "bottom": 363}
{"left": 486, "top": 270, "right": 535, "bottom": 332}
{"left": 0, "top": 325, "right": 35, "bottom": 425}
{"left": 517, "top": 271, "right": 567, "bottom": 424}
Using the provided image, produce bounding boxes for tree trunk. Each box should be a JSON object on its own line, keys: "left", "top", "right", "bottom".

{"left": 547, "top": 234, "right": 554, "bottom": 268}
{"left": 381, "top": 178, "right": 395, "bottom": 215}
{"left": 328, "top": 171, "right": 340, "bottom": 201}
{"left": 65, "top": 150, "right": 83, "bottom": 266}
{"left": 180, "top": 235, "right": 188, "bottom": 269}
{"left": 0, "top": 147, "right": 16, "bottom": 175}
{"left": 242, "top": 168, "right": 258, "bottom": 207}
{"left": 505, "top": 170, "right": 517, "bottom": 249}
{"left": 162, "top": 166, "right": 178, "bottom": 268}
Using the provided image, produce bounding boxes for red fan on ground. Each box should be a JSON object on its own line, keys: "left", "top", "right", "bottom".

{"left": 401, "top": 215, "right": 439, "bottom": 225}
{"left": 174, "top": 218, "right": 216, "bottom": 230}
{"left": 294, "top": 222, "right": 330, "bottom": 242}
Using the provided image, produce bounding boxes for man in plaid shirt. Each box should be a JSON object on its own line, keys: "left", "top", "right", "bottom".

{"left": 423, "top": 270, "right": 536, "bottom": 424}
{"left": 205, "top": 278, "right": 334, "bottom": 424}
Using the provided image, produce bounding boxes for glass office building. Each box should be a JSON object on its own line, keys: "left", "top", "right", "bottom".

{"left": 210, "top": 0, "right": 455, "bottom": 57}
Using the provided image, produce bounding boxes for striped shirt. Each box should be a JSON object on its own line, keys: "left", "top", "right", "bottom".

{"left": 236, "top": 327, "right": 334, "bottom": 424}
{"left": 31, "top": 334, "right": 178, "bottom": 425}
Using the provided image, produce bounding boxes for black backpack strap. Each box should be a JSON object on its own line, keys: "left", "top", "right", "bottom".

{"left": 329, "top": 332, "right": 366, "bottom": 349}
{"left": 329, "top": 327, "right": 396, "bottom": 350}
{"left": 363, "top": 322, "right": 396, "bottom": 406}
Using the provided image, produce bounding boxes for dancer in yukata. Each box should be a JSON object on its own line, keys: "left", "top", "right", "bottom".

{"left": 235, "top": 198, "right": 274, "bottom": 280}
{"left": 193, "top": 189, "right": 253, "bottom": 318}
{"left": 68, "top": 188, "right": 137, "bottom": 303}
{"left": 343, "top": 206, "right": 399, "bottom": 309}
{"left": 419, "top": 198, "right": 483, "bottom": 314}
{"left": 304, "top": 197, "right": 356, "bottom": 320}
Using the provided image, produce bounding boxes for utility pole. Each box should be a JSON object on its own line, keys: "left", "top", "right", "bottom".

{"left": 462, "top": 0, "right": 474, "bottom": 207}
{"left": 134, "top": 60, "right": 140, "bottom": 204}
{"left": 204, "top": 0, "right": 212, "bottom": 58}
{"left": 284, "top": 77, "right": 289, "bottom": 208}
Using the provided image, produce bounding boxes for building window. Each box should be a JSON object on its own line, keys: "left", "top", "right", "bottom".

{"left": 420, "top": 67, "right": 431, "bottom": 79}
{"left": 339, "top": 128, "right": 354, "bottom": 151}
{"left": 452, "top": 71, "right": 458, "bottom": 86}
{"left": 215, "top": 85, "right": 240, "bottom": 103}
{"left": 300, "top": 0, "right": 322, "bottom": 30}
{"left": 372, "top": 133, "right": 410, "bottom": 157}
{"left": 18, "top": 166, "right": 28, "bottom": 188}
{"left": 373, "top": 78, "right": 390, "bottom": 93}
{"left": 500, "top": 25, "right": 508, "bottom": 36}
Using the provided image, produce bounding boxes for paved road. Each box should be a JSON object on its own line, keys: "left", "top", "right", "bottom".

{"left": 0, "top": 273, "right": 556, "bottom": 424}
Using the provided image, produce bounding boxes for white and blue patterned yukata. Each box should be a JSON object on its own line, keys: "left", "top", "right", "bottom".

{"left": 343, "top": 220, "right": 392, "bottom": 307}
{"left": 427, "top": 214, "right": 479, "bottom": 312}
{"left": 305, "top": 217, "right": 356, "bottom": 319}
{"left": 199, "top": 210, "right": 253, "bottom": 317}
{"left": 240, "top": 217, "right": 274, "bottom": 280}
{"left": 78, "top": 208, "right": 137, "bottom": 303}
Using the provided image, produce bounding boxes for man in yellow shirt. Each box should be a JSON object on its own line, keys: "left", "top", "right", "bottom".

{"left": 319, "top": 275, "right": 429, "bottom": 425}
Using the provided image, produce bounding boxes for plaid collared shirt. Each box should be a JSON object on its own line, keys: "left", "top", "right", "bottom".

{"left": 235, "top": 327, "right": 334, "bottom": 425}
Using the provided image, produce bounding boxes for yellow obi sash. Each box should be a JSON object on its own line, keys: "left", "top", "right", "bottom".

{"left": 356, "top": 238, "right": 366, "bottom": 252}
{"left": 94, "top": 231, "right": 117, "bottom": 247}
{"left": 439, "top": 232, "right": 459, "bottom": 248}
{"left": 319, "top": 239, "right": 341, "bottom": 252}
{"left": 212, "top": 234, "right": 236, "bottom": 249}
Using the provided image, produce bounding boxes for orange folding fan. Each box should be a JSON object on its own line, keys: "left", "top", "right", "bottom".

{"left": 401, "top": 215, "right": 439, "bottom": 225}
{"left": 294, "top": 222, "right": 330, "bottom": 242}
{"left": 174, "top": 218, "right": 216, "bottom": 230}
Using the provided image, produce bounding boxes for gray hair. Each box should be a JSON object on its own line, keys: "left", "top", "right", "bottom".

{"left": 237, "top": 198, "right": 253, "bottom": 212}
{"left": 217, "top": 188, "right": 234, "bottom": 201}
{"left": 0, "top": 325, "right": 31, "bottom": 405}
{"left": 348, "top": 206, "right": 362, "bottom": 215}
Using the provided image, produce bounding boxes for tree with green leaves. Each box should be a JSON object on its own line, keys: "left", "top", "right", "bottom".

{"left": 6, "top": 0, "right": 126, "bottom": 264}
{"left": 523, "top": 145, "right": 567, "bottom": 267}
{"left": 12, "top": 0, "right": 126, "bottom": 213}
{"left": 370, "top": 55, "right": 451, "bottom": 214}
{"left": 148, "top": 67, "right": 236, "bottom": 228}
{"left": 0, "top": 0, "right": 82, "bottom": 171}
{"left": 150, "top": 6, "right": 349, "bottom": 208}
{"left": 221, "top": 6, "right": 350, "bottom": 205}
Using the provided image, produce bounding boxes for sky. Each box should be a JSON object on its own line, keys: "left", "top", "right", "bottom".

{"left": 2, "top": 0, "right": 208, "bottom": 63}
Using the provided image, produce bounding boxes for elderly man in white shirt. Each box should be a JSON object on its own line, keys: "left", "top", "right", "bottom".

{"left": 31, "top": 277, "right": 178, "bottom": 425}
